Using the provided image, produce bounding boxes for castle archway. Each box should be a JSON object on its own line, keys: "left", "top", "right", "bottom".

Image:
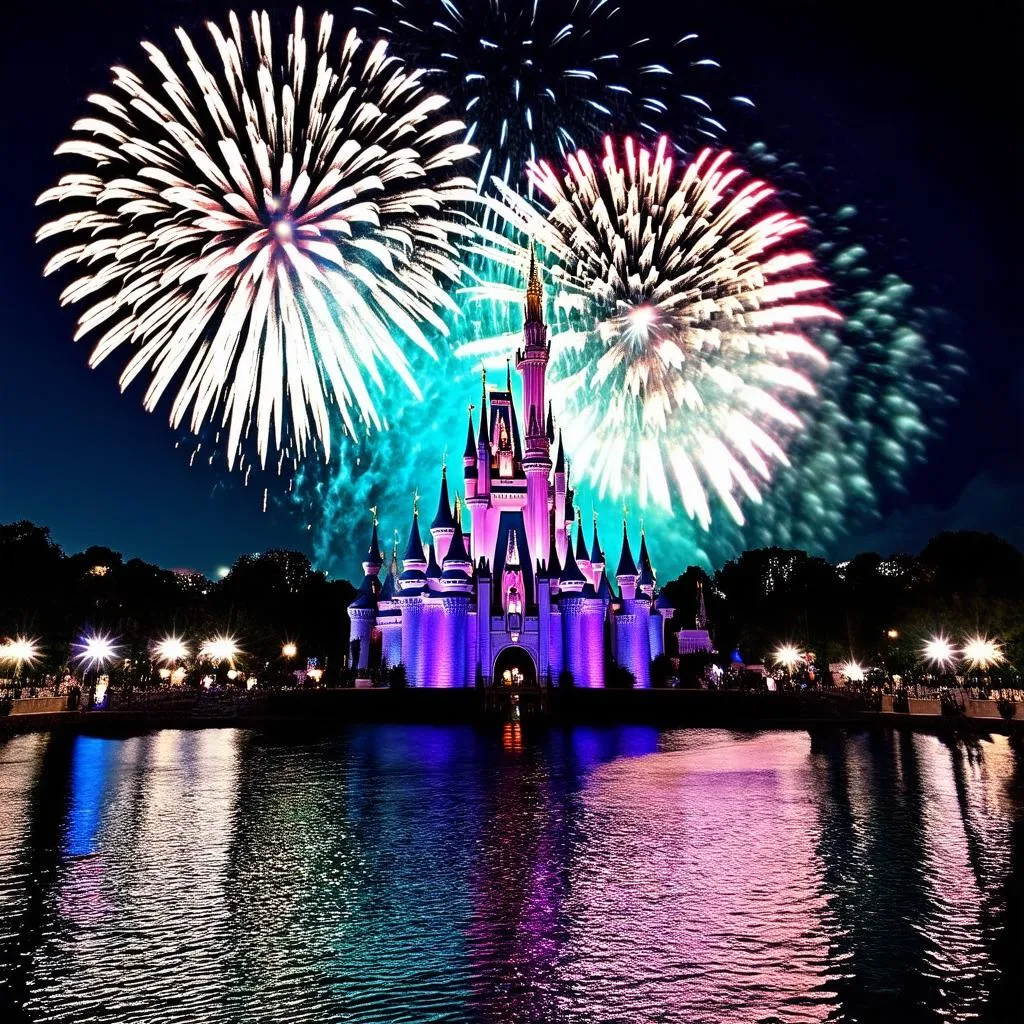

{"left": 492, "top": 646, "right": 538, "bottom": 690}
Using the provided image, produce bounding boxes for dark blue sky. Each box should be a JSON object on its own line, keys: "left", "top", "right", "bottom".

{"left": 1, "top": 0, "right": 1019, "bottom": 576}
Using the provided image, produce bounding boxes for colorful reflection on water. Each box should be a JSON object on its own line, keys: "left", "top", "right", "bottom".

{"left": 0, "top": 726, "right": 1018, "bottom": 1023}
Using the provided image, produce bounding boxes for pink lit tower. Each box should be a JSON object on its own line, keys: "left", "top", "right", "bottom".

{"left": 517, "top": 247, "right": 554, "bottom": 569}
{"left": 344, "top": 254, "right": 675, "bottom": 688}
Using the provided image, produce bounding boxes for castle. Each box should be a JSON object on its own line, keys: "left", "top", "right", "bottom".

{"left": 347, "top": 253, "right": 692, "bottom": 688}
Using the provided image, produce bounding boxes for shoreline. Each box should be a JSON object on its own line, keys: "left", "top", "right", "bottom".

{"left": 2, "top": 688, "right": 1021, "bottom": 739}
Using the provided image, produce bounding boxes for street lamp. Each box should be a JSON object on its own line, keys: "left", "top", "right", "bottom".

{"left": 200, "top": 635, "right": 240, "bottom": 665}
{"left": 921, "top": 634, "right": 956, "bottom": 671}
{"left": 773, "top": 644, "right": 803, "bottom": 673}
{"left": 153, "top": 636, "right": 190, "bottom": 686}
{"left": 962, "top": 635, "right": 1004, "bottom": 673}
{"left": 0, "top": 637, "right": 39, "bottom": 687}
{"left": 75, "top": 632, "right": 119, "bottom": 706}
{"left": 281, "top": 642, "right": 298, "bottom": 659}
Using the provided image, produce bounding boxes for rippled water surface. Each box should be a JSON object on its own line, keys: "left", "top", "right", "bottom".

{"left": 0, "top": 725, "right": 1019, "bottom": 1023}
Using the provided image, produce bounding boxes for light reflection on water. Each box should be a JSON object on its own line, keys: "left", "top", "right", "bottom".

{"left": 0, "top": 725, "right": 1018, "bottom": 1023}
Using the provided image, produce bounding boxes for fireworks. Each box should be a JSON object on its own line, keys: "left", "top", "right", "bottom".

{"left": 477, "top": 136, "right": 839, "bottom": 528}
{"left": 37, "top": 8, "right": 477, "bottom": 468}
{"left": 361, "top": 0, "right": 743, "bottom": 191}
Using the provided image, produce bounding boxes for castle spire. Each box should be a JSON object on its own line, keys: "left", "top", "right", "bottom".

{"left": 506, "top": 357, "right": 512, "bottom": 392}
{"left": 525, "top": 243, "right": 543, "bottom": 326}
{"left": 546, "top": 401, "right": 555, "bottom": 443}
{"left": 696, "top": 580, "right": 708, "bottom": 630}
{"left": 590, "top": 509, "right": 604, "bottom": 566}
{"left": 554, "top": 429, "right": 565, "bottom": 473}
{"left": 478, "top": 367, "right": 489, "bottom": 446}
{"left": 402, "top": 501, "right": 426, "bottom": 564}
{"left": 505, "top": 528, "right": 521, "bottom": 568}
{"left": 430, "top": 462, "right": 456, "bottom": 531}
{"left": 464, "top": 407, "right": 476, "bottom": 460}
{"left": 615, "top": 521, "right": 638, "bottom": 578}
{"left": 362, "top": 508, "right": 383, "bottom": 574}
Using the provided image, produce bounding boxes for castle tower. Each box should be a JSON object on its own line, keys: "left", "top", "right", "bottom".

{"left": 637, "top": 529, "right": 656, "bottom": 599}
{"left": 574, "top": 510, "right": 592, "bottom": 585}
{"left": 397, "top": 501, "right": 428, "bottom": 685}
{"left": 590, "top": 513, "right": 606, "bottom": 582}
{"left": 430, "top": 462, "right": 457, "bottom": 564}
{"left": 377, "top": 532, "right": 403, "bottom": 672}
{"left": 348, "top": 512, "right": 383, "bottom": 677}
{"left": 433, "top": 497, "right": 473, "bottom": 687}
{"left": 462, "top": 408, "right": 477, "bottom": 502}
{"left": 552, "top": 430, "right": 569, "bottom": 564}
{"left": 467, "top": 371, "right": 491, "bottom": 562}
{"left": 516, "top": 247, "right": 553, "bottom": 582}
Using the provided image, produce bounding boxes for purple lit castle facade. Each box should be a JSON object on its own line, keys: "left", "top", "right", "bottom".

{"left": 348, "top": 255, "right": 679, "bottom": 688}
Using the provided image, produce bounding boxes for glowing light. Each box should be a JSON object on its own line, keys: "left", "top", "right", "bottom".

{"left": 153, "top": 636, "right": 189, "bottom": 663}
{"left": 0, "top": 637, "right": 40, "bottom": 665}
{"left": 200, "top": 636, "right": 240, "bottom": 664}
{"left": 921, "top": 634, "right": 956, "bottom": 669}
{"left": 773, "top": 645, "right": 803, "bottom": 672}
{"left": 282, "top": 643, "right": 298, "bottom": 659}
{"left": 962, "top": 635, "right": 1004, "bottom": 672}
{"left": 75, "top": 633, "right": 119, "bottom": 670}
{"left": 886, "top": 629, "right": 899, "bottom": 639}
{"left": 479, "top": 138, "right": 838, "bottom": 527}
{"left": 37, "top": 10, "right": 477, "bottom": 469}
{"left": 841, "top": 660, "right": 865, "bottom": 683}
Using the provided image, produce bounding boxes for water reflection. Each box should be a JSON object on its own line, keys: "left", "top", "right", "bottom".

{"left": 0, "top": 726, "right": 1018, "bottom": 1024}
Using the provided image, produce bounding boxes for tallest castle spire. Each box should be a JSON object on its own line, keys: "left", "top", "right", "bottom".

{"left": 525, "top": 244, "right": 544, "bottom": 327}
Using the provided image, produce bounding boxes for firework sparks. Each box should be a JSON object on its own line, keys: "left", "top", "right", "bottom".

{"left": 37, "top": 8, "right": 477, "bottom": 468}
{"left": 361, "top": 0, "right": 747, "bottom": 190}
{"left": 474, "top": 136, "right": 839, "bottom": 528}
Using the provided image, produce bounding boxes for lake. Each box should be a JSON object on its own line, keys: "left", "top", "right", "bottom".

{"left": 0, "top": 725, "right": 1018, "bottom": 1023}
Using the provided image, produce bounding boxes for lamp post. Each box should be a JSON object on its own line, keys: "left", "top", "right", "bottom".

{"left": 74, "top": 633, "right": 119, "bottom": 708}
{"left": 154, "top": 636, "right": 190, "bottom": 687}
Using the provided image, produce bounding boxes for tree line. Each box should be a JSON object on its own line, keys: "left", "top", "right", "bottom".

{"left": 1, "top": 520, "right": 1020, "bottom": 684}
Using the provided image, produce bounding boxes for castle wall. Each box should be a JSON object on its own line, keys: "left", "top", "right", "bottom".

{"left": 399, "top": 597, "right": 422, "bottom": 685}
{"left": 379, "top": 615, "right": 403, "bottom": 671}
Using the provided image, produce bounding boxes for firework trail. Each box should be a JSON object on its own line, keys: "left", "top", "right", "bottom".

{"left": 466, "top": 136, "right": 839, "bottom": 529}
{"left": 37, "top": 8, "right": 477, "bottom": 468}
{"left": 359, "top": 0, "right": 751, "bottom": 190}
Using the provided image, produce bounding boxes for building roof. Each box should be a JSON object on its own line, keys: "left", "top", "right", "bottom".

{"left": 426, "top": 544, "right": 442, "bottom": 580}
{"left": 349, "top": 573, "right": 378, "bottom": 610}
{"left": 430, "top": 466, "right": 456, "bottom": 532}
{"left": 463, "top": 412, "right": 476, "bottom": 462}
{"left": 590, "top": 521, "right": 604, "bottom": 565}
{"left": 546, "top": 525, "right": 562, "bottom": 576}
{"left": 616, "top": 524, "right": 638, "bottom": 578}
{"left": 637, "top": 531, "right": 655, "bottom": 587}
{"left": 574, "top": 517, "right": 590, "bottom": 563}
{"left": 403, "top": 509, "right": 426, "bottom": 564}
{"left": 444, "top": 511, "right": 470, "bottom": 566}
{"left": 560, "top": 527, "right": 587, "bottom": 584}
{"left": 554, "top": 430, "right": 565, "bottom": 473}
{"left": 364, "top": 518, "right": 383, "bottom": 570}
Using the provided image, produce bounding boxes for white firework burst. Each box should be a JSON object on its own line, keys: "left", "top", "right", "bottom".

{"left": 468, "top": 136, "right": 840, "bottom": 528}
{"left": 36, "top": 7, "right": 478, "bottom": 467}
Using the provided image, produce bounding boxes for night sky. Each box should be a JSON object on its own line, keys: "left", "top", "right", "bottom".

{"left": 1, "top": 0, "right": 1019, "bottom": 578}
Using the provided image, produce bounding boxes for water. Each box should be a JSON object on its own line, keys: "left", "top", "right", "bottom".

{"left": 0, "top": 725, "right": 1019, "bottom": 1024}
